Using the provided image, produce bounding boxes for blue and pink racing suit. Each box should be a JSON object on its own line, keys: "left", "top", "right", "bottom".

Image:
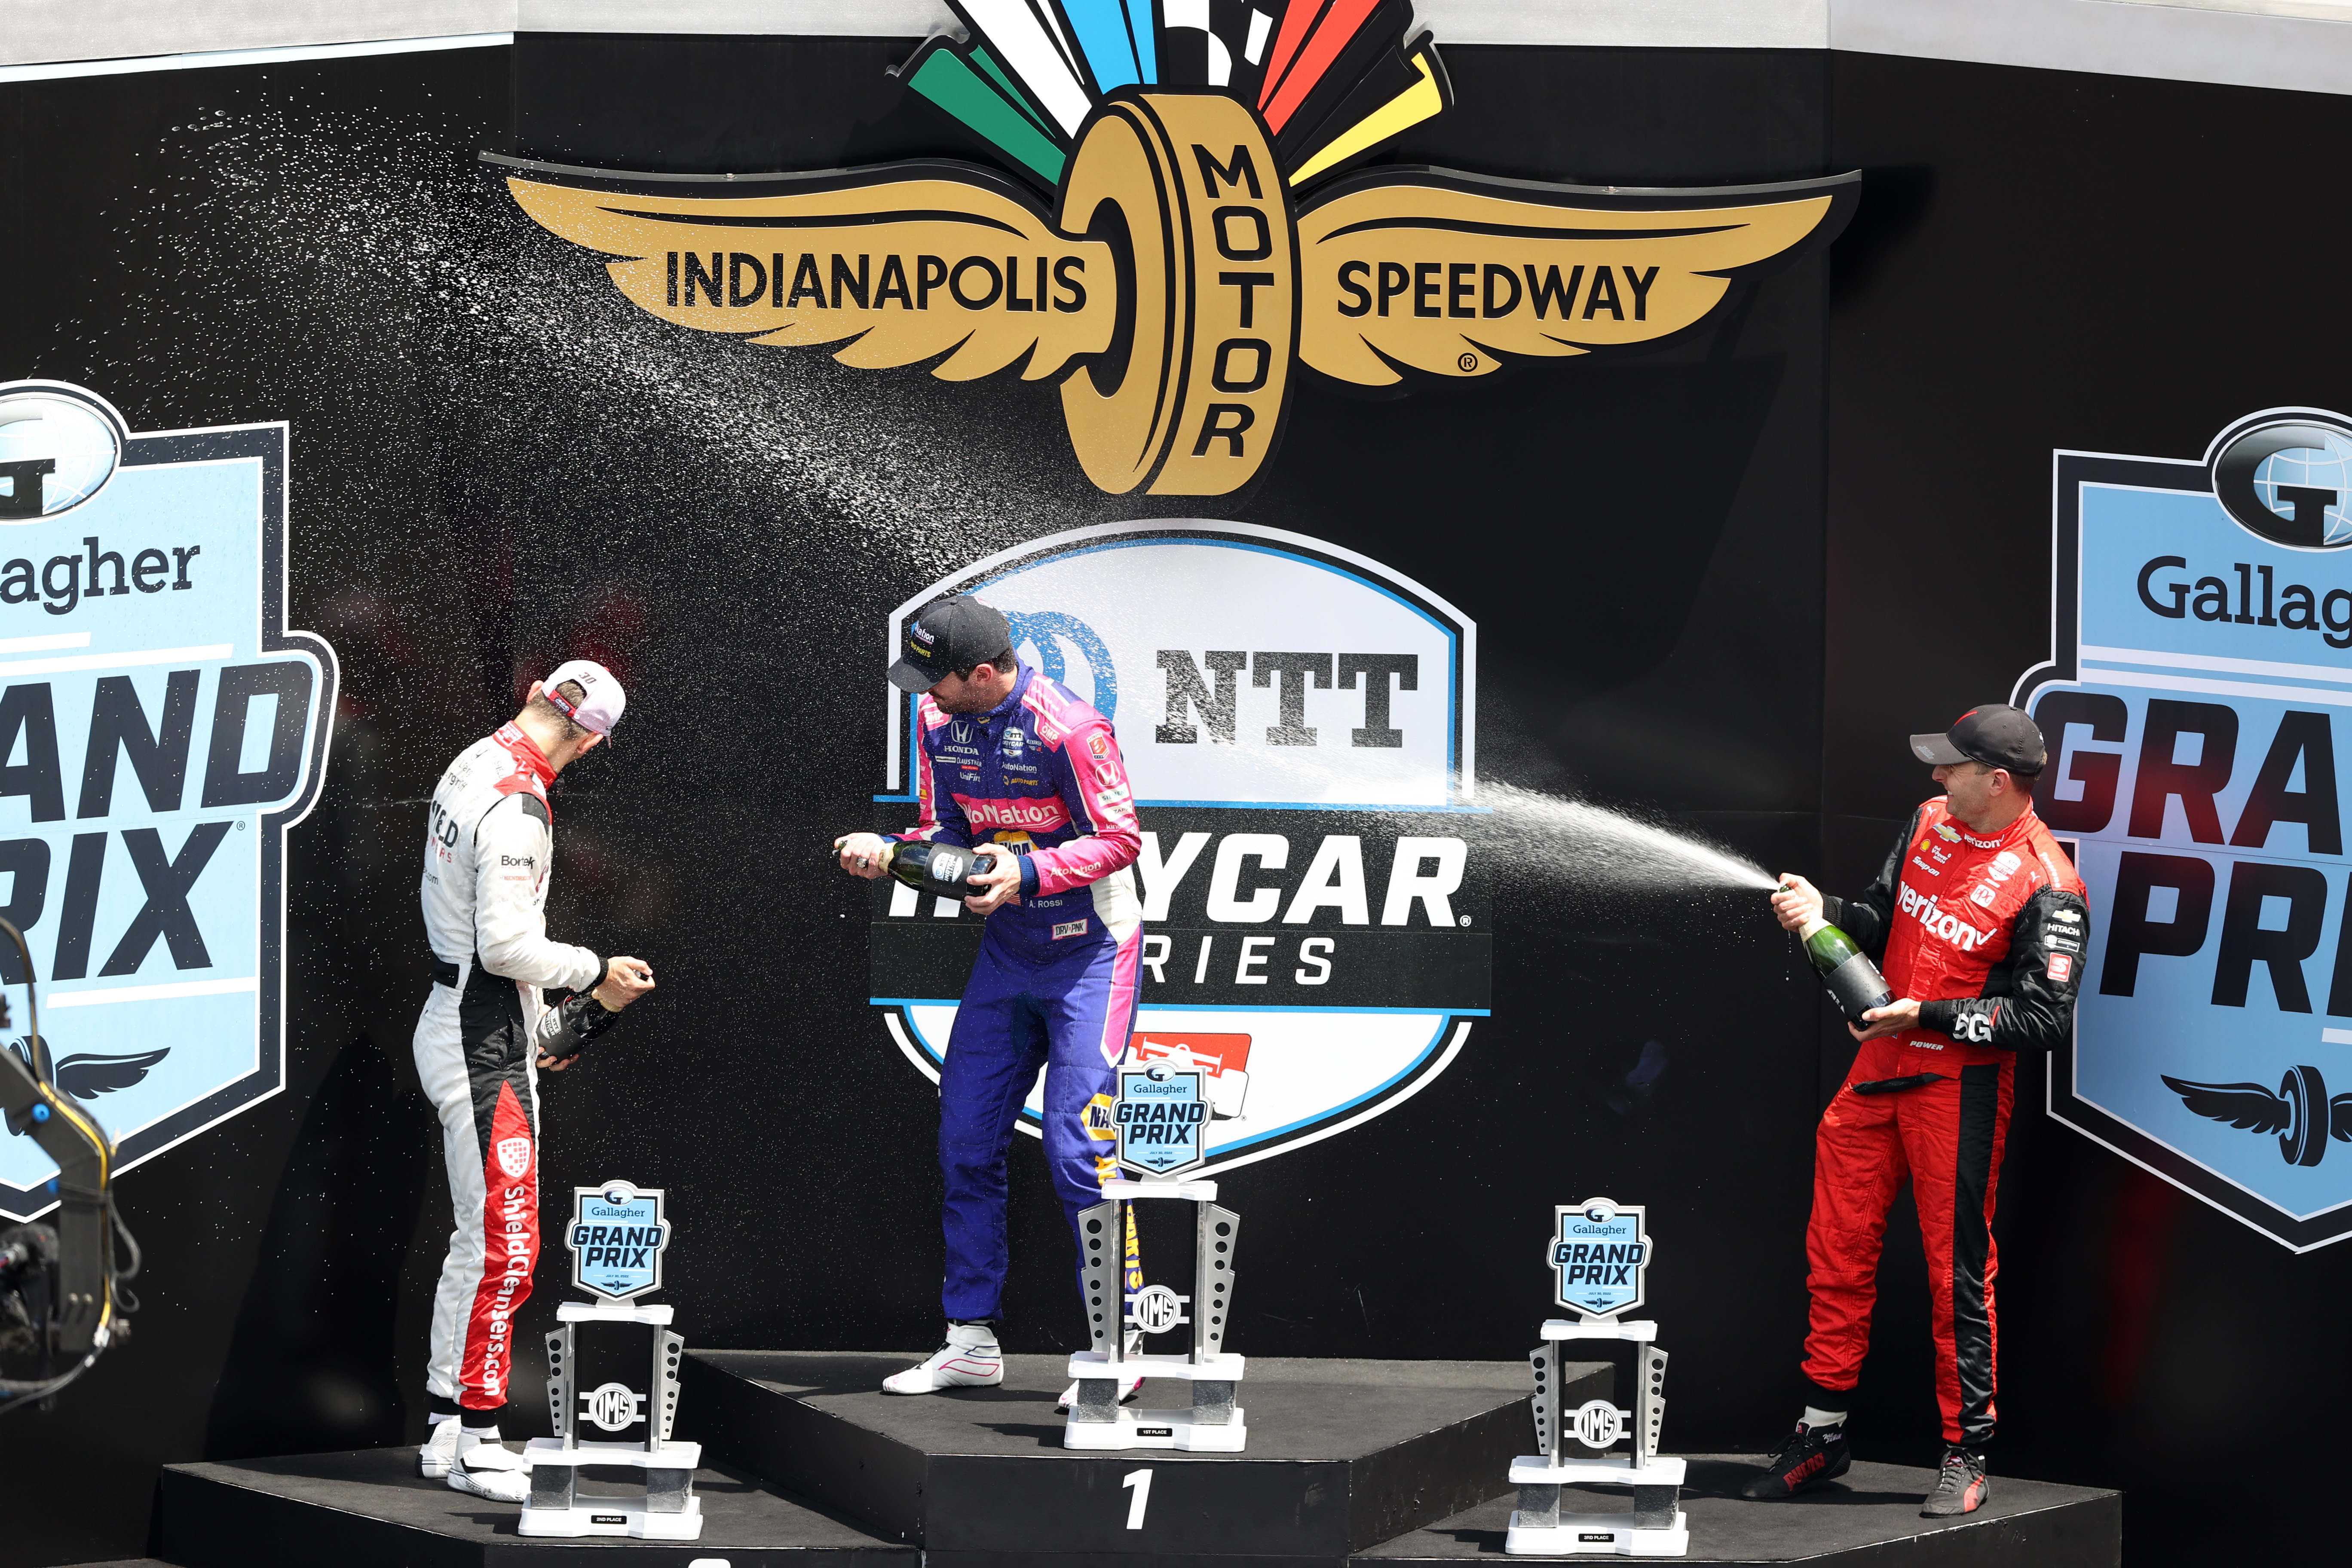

{"left": 893, "top": 663, "right": 1145, "bottom": 1322}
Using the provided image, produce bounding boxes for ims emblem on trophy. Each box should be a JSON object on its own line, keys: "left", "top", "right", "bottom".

{"left": 521, "top": 1180, "right": 703, "bottom": 1540}
{"left": 1063, "top": 1060, "right": 1248, "bottom": 1451}
{"left": 1508, "top": 1198, "right": 1687, "bottom": 1557}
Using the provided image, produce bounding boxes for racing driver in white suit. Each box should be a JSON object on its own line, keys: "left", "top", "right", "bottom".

{"left": 413, "top": 660, "right": 655, "bottom": 1501}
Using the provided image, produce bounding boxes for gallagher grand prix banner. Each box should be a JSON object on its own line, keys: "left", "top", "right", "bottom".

{"left": 489, "top": 2, "right": 1853, "bottom": 497}
{"left": 2024, "top": 410, "right": 2352, "bottom": 1249}
{"left": 0, "top": 383, "right": 336, "bottom": 1220}
{"left": 873, "top": 519, "right": 1482, "bottom": 1172}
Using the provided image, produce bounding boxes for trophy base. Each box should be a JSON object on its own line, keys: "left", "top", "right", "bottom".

{"left": 518, "top": 1438, "right": 704, "bottom": 1539}
{"left": 517, "top": 1494, "right": 705, "bottom": 1540}
{"left": 1509, "top": 1454, "right": 1687, "bottom": 1486}
{"left": 1061, "top": 1406, "right": 1250, "bottom": 1451}
{"left": 1504, "top": 1508, "right": 1688, "bottom": 1556}
{"left": 1066, "top": 1350, "right": 1246, "bottom": 1380}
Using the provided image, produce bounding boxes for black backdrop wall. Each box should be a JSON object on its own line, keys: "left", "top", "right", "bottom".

{"left": 0, "top": 31, "right": 2339, "bottom": 1565}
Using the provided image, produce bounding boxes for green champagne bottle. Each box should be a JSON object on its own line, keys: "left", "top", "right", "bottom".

{"left": 836, "top": 838, "right": 1000, "bottom": 896}
{"left": 1789, "top": 889, "right": 1895, "bottom": 1025}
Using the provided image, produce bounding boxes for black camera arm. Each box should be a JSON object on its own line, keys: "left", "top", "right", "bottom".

{"left": 0, "top": 916, "right": 129, "bottom": 1410}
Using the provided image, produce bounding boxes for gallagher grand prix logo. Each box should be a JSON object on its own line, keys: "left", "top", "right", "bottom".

{"left": 0, "top": 383, "right": 336, "bottom": 1220}
{"left": 2022, "top": 409, "right": 2352, "bottom": 1250}
{"left": 489, "top": 1, "right": 1856, "bottom": 496}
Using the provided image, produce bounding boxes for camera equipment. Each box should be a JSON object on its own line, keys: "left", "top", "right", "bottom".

{"left": 0, "top": 916, "right": 138, "bottom": 1413}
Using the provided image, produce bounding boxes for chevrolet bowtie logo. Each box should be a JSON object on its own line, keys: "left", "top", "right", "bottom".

{"left": 492, "top": 4, "right": 1854, "bottom": 496}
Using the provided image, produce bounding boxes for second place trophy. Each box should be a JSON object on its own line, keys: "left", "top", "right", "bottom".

{"left": 1063, "top": 1058, "right": 1247, "bottom": 1451}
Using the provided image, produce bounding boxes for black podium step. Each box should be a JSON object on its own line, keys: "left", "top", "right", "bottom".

{"left": 1359, "top": 1455, "right": 2120, "bottom": 1565}
{"left": 684, "top": 1350, "right": 1590, "bottom": 1567}
{"left": 155, "top": 1447, "right": 912, "bottom": 1568}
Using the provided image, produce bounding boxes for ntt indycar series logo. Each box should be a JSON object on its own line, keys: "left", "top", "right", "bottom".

{"left": 0, "top": 383, "right": 336, "bottom": 1222}
{"left": 1551, "top": 1197, "right": 1651, "bottom": 1320}
{"left": 872, "top": 518, "right": 1486, "bottom": 1173}
{"left": 2025, "top": 409, "right": 2352, "bottom": 1250}
{"left": 494, "top": 5, "right": 1852, "bottom": 498}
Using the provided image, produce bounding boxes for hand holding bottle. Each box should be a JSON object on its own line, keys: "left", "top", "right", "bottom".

{"left": 830, "top": 836, "right": 1001, "bottom": 898}
{"left": 1776, "top": 875, "right": 1896, "bottom": 1026}
{"left": 1771, "top": 873, "right": 1824, "bottom": 933}
{"left": 962, "top": 852, "right": 1023, "bottom": 916}
{"left": 837, "top": 832, "right": 891, "bottom": 879}
{"left": 1850, "top": 998, "right": 1923, "bottom": 1043}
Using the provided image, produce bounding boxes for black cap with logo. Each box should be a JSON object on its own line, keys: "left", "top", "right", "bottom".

{"left": 1908, "top": 704, "right": 2046, "bottom": 775}
{"left": 889, "top": 594, "right": 1014, "bottom": 693}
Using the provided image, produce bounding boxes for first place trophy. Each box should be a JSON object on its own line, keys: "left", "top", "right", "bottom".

{"left": 519, "top": 1179, "right": 703, "bottom": 1540}
{"left": 1504, "top": 1197, "right": 1687, "bottom": 1557}
{"left": 1063, "top": 1059, "right": 1247, "bottom": 1451}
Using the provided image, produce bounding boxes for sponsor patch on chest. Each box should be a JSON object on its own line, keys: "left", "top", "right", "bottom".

{"left": 1052, "top": 917, "right": 1090, "bottom": 940}
{"left": 1898, "top": 882, "right": 1992, "bottom": 951}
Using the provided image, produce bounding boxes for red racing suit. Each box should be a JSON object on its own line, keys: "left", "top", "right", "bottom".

{"left": 1804, "top": 797, "right": 2088, "bottom": 1447}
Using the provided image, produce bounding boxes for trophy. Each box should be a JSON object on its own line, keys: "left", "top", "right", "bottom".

{"left": 1505, "top": 1198, "right": 1687, "bottom": 1557}
{"left": 1063, "top": 1059, "right": 1246, "bottom": 1452}
{"left": 519, "top": 1179, "right": 703, "bottom": 1540}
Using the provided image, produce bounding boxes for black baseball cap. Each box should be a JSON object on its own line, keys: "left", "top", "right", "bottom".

{"left": 888, "top": 594, "right": 1014, "bottom": 692}
{"left": 1909, "top": 704, "right": 2046, "bottom": 775}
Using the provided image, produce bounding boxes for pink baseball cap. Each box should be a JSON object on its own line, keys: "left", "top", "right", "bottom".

{"left": 539, "top": 659, "right": 626, "bottom": 735}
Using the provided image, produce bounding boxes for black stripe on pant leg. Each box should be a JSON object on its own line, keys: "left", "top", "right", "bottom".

{"left": 460, "top": 953, "right": 533, "bottom": 1164}
{"left": 1952, "top": 1063, "right": 2001, "bottom": 1446}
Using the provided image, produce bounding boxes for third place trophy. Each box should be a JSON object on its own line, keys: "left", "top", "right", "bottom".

{"left": 1505, "top": 1197, "right": 1686, "bottom": 1557}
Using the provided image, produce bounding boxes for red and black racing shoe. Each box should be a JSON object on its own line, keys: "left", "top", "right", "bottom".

{"left": 1740, "top": 1421, "right": 1851, "bottom": 1500}
{"left": 1920, "top": 1444, "right": 1989, "bottom": 1517}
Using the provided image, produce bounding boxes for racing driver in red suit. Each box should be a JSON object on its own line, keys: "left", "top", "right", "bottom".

{"left": 1751, "top": 705, "right": 2089, "bottom": 1518}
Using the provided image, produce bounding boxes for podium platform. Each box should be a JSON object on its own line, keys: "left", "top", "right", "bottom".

{"left": 1364, "top": 1455, "right": 2119, "bottom": 1566}
{"left": 120, "top": 1358, "right": 2120, "bottom": 1568}
{"left": 683, "top": 1350, "right": 1579, "bottom": 1565}
{"left": 153, "top": 1446, "right": 910, "bottom": 1567}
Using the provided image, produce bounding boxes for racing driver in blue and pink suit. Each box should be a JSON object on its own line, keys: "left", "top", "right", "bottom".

{"left": 835, "top": 593, "right": 1146, "bottom": 1399}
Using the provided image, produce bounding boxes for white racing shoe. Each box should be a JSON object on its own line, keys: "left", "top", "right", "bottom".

{"left": 417, "top": 1418, "right": 514, "bottom": 1479}
{"left": 1057, "top": 1331, "right": 1145, "bottom": 1411}
{"left": 882, "top": 1323, "right": 1004, "bottom": 1394}
{"left": 445, "top": 1437, "right": 531, "bottom": 1504}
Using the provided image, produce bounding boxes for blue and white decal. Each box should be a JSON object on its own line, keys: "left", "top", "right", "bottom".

{"left": 568, "top": 1179, "right": 671, "bottom": 1301}
{"left": 2023, "top": 409, "right": 2352, "bottom": 1250}
{"left": 0, "top": 384, "right": 336, "bottom": 1221}
{"left": 1115, "top": 1061, "right": 1209, "bottom": 1177}
{"left": 1551, "top": 1197, "right": 1651, "bottom": 1320}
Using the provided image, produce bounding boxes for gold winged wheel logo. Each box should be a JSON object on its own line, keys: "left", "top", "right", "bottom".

{"left": 496, "top": 20, "right": 1853, "bottom": 497}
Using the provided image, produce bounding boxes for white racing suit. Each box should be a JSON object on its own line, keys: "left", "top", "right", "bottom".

{"left": 415, "top": 722, "right": 605, "bottom": 1414}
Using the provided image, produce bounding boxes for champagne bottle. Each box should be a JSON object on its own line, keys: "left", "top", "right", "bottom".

{"left": 1788, "top": 885, "right": 1895, "bottom": 1025}
{"left": 835, "top": 837, "right": 999, "bottom": 896}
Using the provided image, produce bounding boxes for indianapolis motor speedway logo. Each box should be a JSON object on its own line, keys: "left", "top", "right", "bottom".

{"left": 492, "top": 2, "right": 1854, "bottom": 496}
